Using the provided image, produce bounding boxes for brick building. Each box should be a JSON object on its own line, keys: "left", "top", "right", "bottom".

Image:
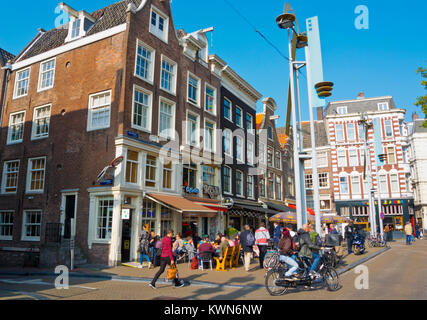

{"left": 324, "top": 93, "right": 414, "bottom": 232}
{"left": 0, "top": 0, "right": 236, "bottom": 267}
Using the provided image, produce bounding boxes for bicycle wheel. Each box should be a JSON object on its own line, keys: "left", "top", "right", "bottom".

{"left": 265, "top": 269, "right": 288, "bottom": 296}
{"left": 264, "top": 251, "right": 279, "bottom": 271}
{"left": 323, "top": 267, "right": 340, "bottom": 291}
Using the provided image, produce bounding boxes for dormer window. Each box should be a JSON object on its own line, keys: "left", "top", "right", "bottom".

{"left": 71, "top": 19, "right": 81, "bottom": 39}
{"left": 150, "top": 6, "right": 168, "bottom": 43}
{"left": 337, "top": 106, "right": 348, "bottom": 114}
{"left": 60, "top": 3, "right": 95, "bottom": 43}
{"left": 378, "top": 102, "right": 389, "bottom": 111}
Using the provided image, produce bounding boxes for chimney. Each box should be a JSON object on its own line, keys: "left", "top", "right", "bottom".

{"left": 357, "top": 92, "right": 365, "bottom": 99}
{"left": 412, "top": 112, "right": 419, "bottom": 121}
{"left": 317, "top": 106, "right": 324, "bottom": 121}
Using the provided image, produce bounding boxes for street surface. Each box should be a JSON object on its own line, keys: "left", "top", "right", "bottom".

{"left": 0, "top": 240, "right": 425, "bottom": 300}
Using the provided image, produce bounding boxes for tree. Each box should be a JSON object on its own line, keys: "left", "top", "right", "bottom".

{"left": 415, "top": 65, "right": 427, "bottom": 127}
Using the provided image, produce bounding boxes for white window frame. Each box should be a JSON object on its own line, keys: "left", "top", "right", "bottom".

{"left": 132, "top": 85, "right": 153, "bottom": 133}
{"left": 37, "top": 58, "right": 56, "bottom": 92}
{"left": 145, "top": 155, "right": 158, "bottom": 188}
{"left": 235, "top": 170, "right": 244, "bottom": 197}
{"left": 204, "top": 83, "right": 217, "bottom": 115}
{"left": 134, "top": 39, "right": 155, "bottom": 84}
{"left": 246, "top": 113, "right": 254, "bottom": 133}
{"left": 160, "top": 55, "right": 177, "bottom": 95}
{"left": 95, "top": 198, "right": 114, "bottom": 241}
{"left": 379, "top": 174, "right": 388, "bottom": 193}
{"left": 348, "top": 148, "right": 358, "bottom": 166}
{"left": 223, "top": 129, "right": 233, "bottom": 158}
{"left": 347, "top": 123, "right": 356, "bottom": 140}
{"left": 87, "top": 90, "right": 112, "bottom": 132}
{"left": 31, "top": 104, "right": 51, "bottom": 140}
{"left": 384, "top": 120, "right": 393, "bottom": 138}
{"left": 125, "top": 149, "right": 140, "bottom": 185}
{"left": 7, "top": 111, "right": 26, "bottom": 145}
{"left": 387, "top": 146, "right": 396, "bottom": 164}
{"left": 236, "top": 135, "right": 244, "bottom": 163}
{"left": 351, "top": 175, "right": 361, "bottom": 194}
{"left": 149, "top": 5, "right": 169, "bottom": 43}
{"left": 202, "top": 165, "right": 215, "bottom": 186}
{"left": 259, "top": 142, "right": 266, "bottom": 165}
{"left": 204, "top": 120, "right": 216, "bottom": 152}
{"left": 247, "top": 175, "right": 254, "bottom": 199}
{"left": 2, "top": 160, "right": 20, "bottom": 194}
{"left": 186, "top": 111, "right": 200, "bottom": 148}
{"left": 390, "top": 173, "right": 399, "bottom": 193}
{"left": 339, "top": 176, "right": 349, "bottom": 194}
{"left": 337, "top": 149, "right": 347, "bottom": 167}
{"left": 318, "top": 172, "right": 329, "bottom": 189}
{"left": 0, "top": 211, "right": 14, "bottom": 240}
{"left": 158, "top": 97, "right": 176, "bottom": 140}
{"left": 337, "top": 106, "right": 348, "bottom": 115}
{"left": 162, "top": 160, "right": 173, "bottom": 191}
{"left": 378, "top": 102, "right": 389, "bottom": 111}
{"left": 21, "top": 210, "right": 42, "bottom": 241}
{"left": 318, "top": 152, "right": 328, "bottom": 167}
{"left": 187, "top": 72, "right": 201, "bottom": 107}
{"left": 247, "top": 141, "right": 254, "bottom": 166}
{"left": 276, "top": 151, "right": 282, "bottom": 170}
{"left": 276, "top": 175, "right": 282, "bottom": 200}
{"left": 223, "top": 166, "right": 232, "bottom": 195}
{"left": 26, "top": 157, "right": 46, "bottom": 194}
{"left": 235, "top": 106, "right": 243, "bottom": 128}
{"left": 305, "top": 173, "right": 313, "bottom": 190}
{"left": 13, "top": 67, "right": 31, "bottom": 99}
{"left": 335, "top": 124, "right": 344, "bottom": 141}
{"left": 224, "top": 97, "right": 232, "bottom": 122}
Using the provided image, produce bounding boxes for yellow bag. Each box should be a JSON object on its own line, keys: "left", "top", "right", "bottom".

{"left": 167, "top": 263, "right": 178, "bottom": 280}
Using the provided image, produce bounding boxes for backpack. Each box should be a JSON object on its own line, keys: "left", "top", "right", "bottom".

{"left": 246, "top": 232, "right": 256, "bottom": 247}
{"left": 292, "top": 234, "right": 302, "bottom": 251}
{"left": 191, "top": 256, "right": 199, "bottom": 270}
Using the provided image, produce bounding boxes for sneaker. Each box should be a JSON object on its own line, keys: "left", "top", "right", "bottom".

{"left": 174, "top": 281, "right": 185, "bottom": 288}
{"left": 148, "top": 262, "right": 152, "bottom": 269}
{"left": 138, "top": 264, "right": 142, "bottom": 269}
{"left": 149, "top": 283, "right": 157, "bottom": 290}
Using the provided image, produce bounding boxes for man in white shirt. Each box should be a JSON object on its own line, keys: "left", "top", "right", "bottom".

{"left": 255, "top": 222, "right": 270, "bottom": 269}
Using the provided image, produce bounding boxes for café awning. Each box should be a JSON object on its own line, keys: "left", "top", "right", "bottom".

{"left": 146, "top": 193, "right": 217, "bottom": 214}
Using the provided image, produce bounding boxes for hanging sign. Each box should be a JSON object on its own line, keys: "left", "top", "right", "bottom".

{"left": 122, "top": 209, "right": 130, "bottom": 220}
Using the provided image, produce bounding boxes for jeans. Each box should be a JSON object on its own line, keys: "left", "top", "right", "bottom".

{"left": 347, "top": 238, "right": 353, "bottom": 254}
{"left": 149, "top": 247, "right": 156, "bottom": 261}
{"left": 258, "top": 245, "right": 268, "bottom": 268}
{"left": 151, "top": 257, "right": 179, "bottom": 286}
{"left": 140, "top": 252, "right": 150, "bottom": 264}
{"left": 406, "top": 235, "right": 412, "bottom": 245}
{"left": 279, "top": 255, "right": 298, "bottom": 277}
{"left": 244, "top": 252, "right": 252, "bottom": 271}
{"left": 310, "top": 252, "right": 321, "bottom": 272}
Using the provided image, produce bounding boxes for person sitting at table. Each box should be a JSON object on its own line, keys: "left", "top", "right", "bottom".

{"left": 184, "top": 236, "right": 196, "bottom": 261}
{"left": 226, "top": 235, "right": 235, "bottom": 247}
{"left": 214, "top": 233, "right": 222, "bottom": 246}
{"left": 198, "top": 235, "right": 215, "bottom": 259}
{"left": 219, "top": 235, "right": 230, "bottom": 261}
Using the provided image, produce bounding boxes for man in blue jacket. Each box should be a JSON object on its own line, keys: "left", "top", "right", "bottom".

{"left": 273, "top": 222, "right": 282, "bottom": 249}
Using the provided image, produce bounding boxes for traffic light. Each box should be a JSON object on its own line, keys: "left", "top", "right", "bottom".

{"left": 315, "top": 81, "right": 334, "bottom": 98}
{"left": 378, "top": 154, "right": 387, "bottom": 162}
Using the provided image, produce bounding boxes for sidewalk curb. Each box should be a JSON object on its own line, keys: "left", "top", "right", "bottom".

{"left": 0, "top": 247, "right": 391, "bottom": 290}
{"left": 337, "top": 246, "right": 391, "bottom": 276}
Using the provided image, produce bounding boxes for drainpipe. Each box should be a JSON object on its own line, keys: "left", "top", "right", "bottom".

{"left": 0, "top": 64, "right": 11, "bottom": 136}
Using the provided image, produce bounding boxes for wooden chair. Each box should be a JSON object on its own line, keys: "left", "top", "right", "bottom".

{"left": 214, "top": 247, "right": 233, "bottom": 271}
{"left": 231, "top": 245, "right": 241, "bottom": 268}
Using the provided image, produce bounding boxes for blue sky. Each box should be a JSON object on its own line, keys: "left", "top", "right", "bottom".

{"left": 1, "top": 0, "right": 426, "bottom": 126}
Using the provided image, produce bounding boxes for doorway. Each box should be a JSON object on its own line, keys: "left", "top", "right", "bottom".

{"left": 121, "top": 209, "right": 133, "bottom": 262}
{"left": 63, "top": 195, "right": 77, "bottom": 239}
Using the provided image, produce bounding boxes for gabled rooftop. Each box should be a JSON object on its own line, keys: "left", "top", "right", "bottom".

{"left": 0, "top": 48, "right": 15, "bottom": 66}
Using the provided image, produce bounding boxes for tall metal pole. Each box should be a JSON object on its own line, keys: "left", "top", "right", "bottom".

{"left": 295, "top": 66, "right": 307, "bottom": 226}
{"left": 305, "top": 45, "right": 322, "bottom": 235}
{"left": 363, "top": 124, "right": 376, "bottom": 237}
{"left": 376, "top": 168, "right": 384, "bottom": 238}
{"left": 288, "top": 30, "right": 303, "bottom": 229}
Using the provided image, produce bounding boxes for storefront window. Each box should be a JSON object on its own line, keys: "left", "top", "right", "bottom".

{"left": 142, "top": 200, "right": 156, "bottom": 233}
{"left": 160, "top": 206, "right": 173, "bottom": 237}
{"left": 203, "top": 166, "right": 215, "bottom": 186}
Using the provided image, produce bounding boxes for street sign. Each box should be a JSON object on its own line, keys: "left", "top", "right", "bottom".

{"left": 223, "top": 197, "right": 234, "bottom": 209}
{"left": 380, "top": 212, "right": 385, "bottom": 220}
{"left": 122, "top": 209, "right": 130, "bottom": 220}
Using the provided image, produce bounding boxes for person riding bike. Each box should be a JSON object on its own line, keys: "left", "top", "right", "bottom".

{"left": 297, "top": 224, "right": 323, "bottom": 278}
{"left": 278, "top": 227, "right": 299, "bottom": 281}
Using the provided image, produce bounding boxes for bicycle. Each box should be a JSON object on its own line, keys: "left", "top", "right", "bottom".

{"left": 263, "top": 248, "right": 280, "bottom": 272}
{"left": 265, "top": 250, "right": 340, "bottom": 296}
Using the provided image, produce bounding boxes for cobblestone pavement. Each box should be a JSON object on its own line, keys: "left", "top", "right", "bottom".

{"left": 0, "top": 240, "right": 425, "bottom": 300}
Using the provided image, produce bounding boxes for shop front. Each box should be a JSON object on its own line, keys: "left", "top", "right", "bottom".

{"left": 224, "top": 200, "right": 274, "bottom": 233}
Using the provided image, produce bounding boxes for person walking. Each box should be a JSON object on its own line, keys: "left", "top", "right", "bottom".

{"left": 240, "top": 225, "right": 255, "bottom": 272}
{"left": 278, "top": 227, "right": 299, "bottom": 280}
{"left": 255, "top": 222, "right": 270, "bottom": 269}
{"left": 149, "top": 231, "right": 158, "bottom": 262}
{"left": 138, "top": 225, "right": 152, "bottom": 269}
{"left": 404, "top": 222, "right": 413, "bottom": 245}
{"left": 150, "top": 229, "right": 184, "bottom": 289}
{"left": 345, "top": 221, "right": 355, "bottom": 254}
{"left": 272, "top": 222, "right": 282, "bottom": 249}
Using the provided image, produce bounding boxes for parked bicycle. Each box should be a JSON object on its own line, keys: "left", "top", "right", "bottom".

{"left": 367, "top": 233, "right": 388, "bottom": 248}
{"left": 265, "top": 250, "right": 340, "bottom": 296}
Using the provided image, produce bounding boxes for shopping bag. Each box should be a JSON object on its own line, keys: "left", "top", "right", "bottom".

{"left": 167, "top": 263, "right": 178, "bottom": 280}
